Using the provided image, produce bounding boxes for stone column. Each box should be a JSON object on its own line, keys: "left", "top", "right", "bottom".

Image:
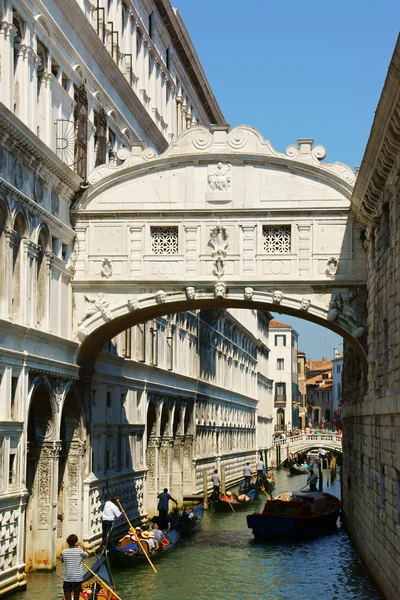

{"left": 297, "top": 223, "right": 312, "bottom": 277}
{"left": 182, "top": 435, "right": 193, "bottom": 495}
{"left": 184, "top": 225, "right": 199, "bottom": 277}
{"left": 241, "top": 224, "right": 256, "bottom": 275}
{"left": 130, "top": 224, "right": 144, "bottom": 276}
{"left": 0, "top": 18, "right": 16, "bottom": 110}
{"left": 146, "top": 436, "right": 160, "bottom": 514}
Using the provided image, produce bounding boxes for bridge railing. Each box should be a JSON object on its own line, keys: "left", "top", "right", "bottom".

{"left": 272, "top": 434, "right": 342, "bottom": 448}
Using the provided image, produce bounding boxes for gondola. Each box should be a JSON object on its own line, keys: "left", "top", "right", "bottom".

{"left": 247, "top": 491, "right": 341, "bottom": 540}
{"left": 181, "top": 504, "right": 204, "bottom": 536}
{"left": 212, "top": 488, "right": 257, "bottom": 512}
{"left": 258, "top": 473, "right": 276, "bottom": 493}
{"left": 238, "top": 480, "right": 258, "bottom": 496}
{"left": 107, "top": 525, "right": 181, "bottom": 569}
{"left": 288, "top": 461, "right": 308, "bottom": 475}
{"left": 63, "top": 555, "right": 120, "bottom": 599}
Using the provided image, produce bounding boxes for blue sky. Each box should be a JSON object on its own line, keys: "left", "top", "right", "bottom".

{"left": 172, "top": 0, "right": 399, "bottom": 360}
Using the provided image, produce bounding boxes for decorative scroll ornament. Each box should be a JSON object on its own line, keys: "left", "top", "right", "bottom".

{"left": 185, "top": 286, "right": 196, "bottom": 300}
{"left": 101, "top": 258, "right": 114, "bottom": 278}
{"left": 272, "top": 290, "right": 283, "bottom": 304}
{"left": 209, "top": 224, "right": 229, "bottom": 278}
{"left": 155, "top": 290, "right": 166, "bottom": 304}
{"left": 214, "top": 282, "right": 226, "bottom": 299}
{"left": 244, "top": 287, "right": 254, "bottom": 301}
{"left": 325, "top": 256, "right": 339, "bottom": 279}
{"left": 326, "top": 293, "right": 365, "bottom": 338}
{"left": 208, "top": 162, "right": 231, "bottom": 192}
{"left": 78, "top": 293, "right": 111, "bottom": 326}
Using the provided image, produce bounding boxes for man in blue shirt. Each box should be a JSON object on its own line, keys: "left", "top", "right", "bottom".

{"left": 157, "top": 488, "right": 177, "bottom": 530}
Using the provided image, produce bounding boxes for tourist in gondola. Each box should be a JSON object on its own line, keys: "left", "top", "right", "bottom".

{"left": 256, "top": 456, "right": 265, "bottom": 477}
{"left": 157, "top": 488, "right": 178, "bottom": 530}
{"left": 211, "top": 469, "right": 221, "bottom": 501}
{"left": 243, "top": 462, "right": 252, "bottom": 487}
{"left": 150, "top": 522, "right": 164, "bottom": 549}
{"left": 61, "top": 534, "right": 88, "bottom": 600}
{"left": 101, "top": 495, "right": 122, "bottom": 546}
{"left": 307, "top": 469, "right": 318, "bottom": 491}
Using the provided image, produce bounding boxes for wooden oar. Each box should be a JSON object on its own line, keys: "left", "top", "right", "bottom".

{"left": 272, "top": 474, "right": 291, "bottom": 493}
{"left": 83, "top": 563, "right": 123, "bottom": 600}
{"left": 116, "top": 499, "right": 157, "bottom": 574}
{"left": 252, "top": 475, "right": 271, "bottom": 500}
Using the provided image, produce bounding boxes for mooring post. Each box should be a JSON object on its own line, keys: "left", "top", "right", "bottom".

{"left": 203, "top": 469, "right": 208, "bottom": 510}
{"left": 221, "top": 465, "right": 226, "bottom": 494}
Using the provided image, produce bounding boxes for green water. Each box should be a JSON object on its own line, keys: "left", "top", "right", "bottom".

{"left": 14, "top": 469, "right": 381, "bottom": 600}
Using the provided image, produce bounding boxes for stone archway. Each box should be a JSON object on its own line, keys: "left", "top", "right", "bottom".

{"left": 25, "top": 383, "right": 57, "bottom": 572}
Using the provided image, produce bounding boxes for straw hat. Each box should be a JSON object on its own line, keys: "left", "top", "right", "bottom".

{"left": 226, "top": 491, "right": 232, "bottom": 497}
{"left": 142, "top": 531, "right": 155, "bottom": 539}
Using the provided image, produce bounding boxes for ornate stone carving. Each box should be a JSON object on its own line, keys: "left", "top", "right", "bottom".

{"left": 155, "top": 290, "right": 166, "bottom": 304}
{"left": 272, "top": 290, "right": 283, "bottom": 304}
{"left": 244, "top": 287, "right": 254, "bottom": 301}
{"left": 51, "top": 190, "right": 59, "bottom": 216}
{"left": 185, "top": 286, "right": 196, "bottom": 300}
{"left": 78, "top": 293, "right": 111, "bottom": 326}
{"left": 214, "top": 282, "right": 226, "bottom": 299}
{"left": 127, "top": 297, "right": 139, "bottom": 311}
{"left": 208, "top": 162, "right": 231, "bottom": 192}
{"left": 100, "top": 258, "right": 114, "bottom": 278}
{"left": 326, "top": 256, "right": 339, "bottom": 279}
{"left": 300, "top": 297, "right": 311, "bottom": 311}
{"left": 77, "top": 326, "right": 90, "bottom": 341}
{"left": 209, "top": 224, "right": 229, "bottom": 278}
{"left": 326, "top": 293, "right": 365, "bottom": 338}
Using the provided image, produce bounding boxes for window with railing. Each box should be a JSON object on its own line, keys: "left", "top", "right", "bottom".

{"left": 275, "top": 382, "right": 286, "bottom": 403}
{"left": 263, "top": 225, "right": 291, "bottom": 253}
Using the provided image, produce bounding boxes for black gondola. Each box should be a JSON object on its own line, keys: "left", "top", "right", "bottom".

{"left": 238, "top": 480, "right": 258, "bottom": 496}
{"left": 259, "top": 473, "right": 276, "bottom": 493}
{"left": 62, "top": 555, "right": 120, "bottom": 599}
{"left": 212, "top": 488, "right": 257, "bottom": 512}
{"left": 289, "top": 461, "right": 308, "bottom": 475}
{"left": 181, "top": 504, "right": 204, "bottom": 535}
{"left": 107, "top": 525, "right": 181, "bottom": 569}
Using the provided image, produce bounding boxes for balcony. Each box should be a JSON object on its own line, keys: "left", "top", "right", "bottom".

{"left": 274, "top": 394, "right": 287, "bottom": 404}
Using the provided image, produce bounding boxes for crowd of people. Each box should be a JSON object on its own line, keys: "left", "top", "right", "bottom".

{"left": 273, "top": 427, "right": 342, "bottom": 441}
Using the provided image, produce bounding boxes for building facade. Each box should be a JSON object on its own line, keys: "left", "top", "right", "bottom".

{"left": 306, "top": 358, "right": 333, "bottom": 427}
{"left": 297, "top": 351, "right": 307, "bottom": 429}
{"left": 343, "top": 36, "right": 400, "bottom": 600}
{"left": 332, "top": 349, "right": 343, "bottom": 428}
{"left": 268, "top": 320, "right": 299, "bottom": 434}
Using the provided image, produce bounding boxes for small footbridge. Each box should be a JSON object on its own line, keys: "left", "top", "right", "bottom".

{"left": 272, "top": 434, "right": 342, "bottom": 465}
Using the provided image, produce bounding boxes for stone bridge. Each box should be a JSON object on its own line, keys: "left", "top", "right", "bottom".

{"left": 272, "top": 434, "right": 343, "bottom": 464}
{"left": 71, "top": 124, "right": 368, "bottom": 369}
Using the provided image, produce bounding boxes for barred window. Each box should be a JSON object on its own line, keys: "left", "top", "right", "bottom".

{"left": 263, "top": 225, "right": 291, "bottom": 253}
{"left": 151, "top": 227, "right": 178, "bottom": 254}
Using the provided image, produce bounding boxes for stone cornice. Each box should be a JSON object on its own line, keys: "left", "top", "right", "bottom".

{"left": 0, "top": 177, "right": 75, "bottom": 240}
{"left": 153, "top": 0, "right": 225, "bottom": 125}
{"left": 351, "top": 36, "right": 400, "bottom": 229}
{"left": 52, "top": 0, "right": 169, "bottom": 154}
{"left": 0, "top": 103, "right": 82, "bottom": 193}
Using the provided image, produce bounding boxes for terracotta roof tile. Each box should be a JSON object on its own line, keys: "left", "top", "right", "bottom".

{"left": 269, "top": 320, "right": 292, "bottom": 328}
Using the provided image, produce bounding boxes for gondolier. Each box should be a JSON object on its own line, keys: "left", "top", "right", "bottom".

{"left": 211, "top": 469, "right": 221, "bottom": 501}
{"left": 243, "top": 462, "right": 252, "bottom": 487}
{"left": 256, "top": 457, "right": 265, "bottom": 477}
{"left": 157, "top": 488, "right": 178, "bottom": 530}
{"left": 307, "top": 469, "right": 318, "bottom": 491}
{"left": 101, "top": 495, "right": 122, "bottom": 545}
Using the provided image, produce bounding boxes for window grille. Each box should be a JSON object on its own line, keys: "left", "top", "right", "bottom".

{"left": 263, "top": 225, "right": 291, "bottom": 253}
{"left": 151, "top": 227, "right": 178, "bottom": 255}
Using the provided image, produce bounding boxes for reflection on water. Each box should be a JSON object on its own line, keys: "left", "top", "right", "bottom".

{"left": 14, "top": 469, "right": 382, "bottom": 600}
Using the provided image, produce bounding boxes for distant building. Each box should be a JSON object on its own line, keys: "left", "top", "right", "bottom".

{"left": 306, "top": 358, "right": 333, "bottom": 426}
{"left": 332, "top": 348, "right": 343, "bottom": 428}
{"left": 269, "top": 320, "right": 300, "bottom": 433}
{"left": 297, "top": 351, "right": 307, "bottom": 428}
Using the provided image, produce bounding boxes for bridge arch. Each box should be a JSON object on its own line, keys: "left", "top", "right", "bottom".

{"left": 71, "top": 124, "right": 368, "bottom": 372}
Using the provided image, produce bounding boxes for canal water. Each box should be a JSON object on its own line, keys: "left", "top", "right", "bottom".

{"left": 15, "top": 467, "right": 382, "bottom": 600}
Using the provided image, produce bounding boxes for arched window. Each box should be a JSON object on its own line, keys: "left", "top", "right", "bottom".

{"left": 11, "top": 212, "right": 27, "bottom": 321}
{"left": 277, "top": 408, "right": 285, "bottom": 427}
{"left": 36, "top": 227, "right": 49, "bottom": 326}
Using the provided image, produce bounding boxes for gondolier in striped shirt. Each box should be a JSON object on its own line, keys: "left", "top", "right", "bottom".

{"left": 61, "top": 534, "right": 88, "bottom": 600}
